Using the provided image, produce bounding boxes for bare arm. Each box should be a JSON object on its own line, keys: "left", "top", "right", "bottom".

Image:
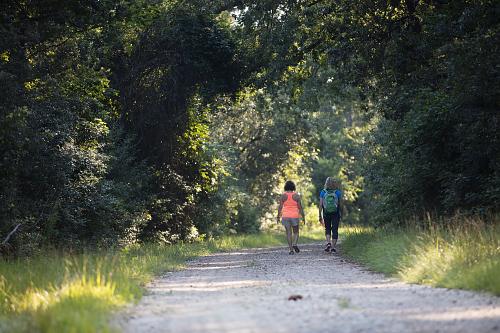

{"left": 319, "top": 197, "right": 324, "bottom": 223}
{"left": 338, "top": 196, "right": 343, "bottom": 219}
{"left": 292, "top": 193, "right": 306, "bottom": 224}
{"left": 276, "top": 194, "right": 286, "bottom": 223}
{"left": 297, "top": 195, "right": 306, "bottom": 221}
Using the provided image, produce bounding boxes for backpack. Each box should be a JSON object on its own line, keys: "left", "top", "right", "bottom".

{"left": 323, "top": 189, "right": 338, "bottom": 213}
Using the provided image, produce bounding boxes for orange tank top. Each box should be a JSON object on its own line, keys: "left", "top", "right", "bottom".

{"left": 282, "top": 192, "right": 300, "bottom": 218}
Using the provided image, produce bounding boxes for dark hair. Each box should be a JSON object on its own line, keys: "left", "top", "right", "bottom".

{"left": 284, "top": 180, "right": 296, "bottom": 192}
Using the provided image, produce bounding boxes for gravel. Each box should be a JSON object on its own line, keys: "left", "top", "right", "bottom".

{"left": 113, "top": 243, "right": 500, "bottom": 333}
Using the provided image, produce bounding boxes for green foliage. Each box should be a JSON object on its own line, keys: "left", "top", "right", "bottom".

{"left": 123, "top": 7, "right": 241, "bottom": 164}
{"left": 293, "top": 63, "right": 370, "bottom": 223}
{"left": 122, "top": 7, "right": 243, "bottom": 242}
{"left": 341, "top": 226, "right": 417, "bottom": 275}
{"left": 340, "top": 218, "right": 500, "bottom": 295}
{"left": 1, "top": 0, "right": 498, "bottom": 254}
{"left": 0, "top": 1, "right": 246, "bottom": 253}
{"left": 0, "top": 233, "right": 293, "bottom": 333}
{"left": 204, "top": 80, "right": 321, "bottom": 233}
{"left": 359, "top": 1, "right": 500, "bottom": 223}
{"left": 0, "top": 25, "right": 134, "bottom": 252}
{"left": 229, "top": 0, "right": 500, "bottom": 225}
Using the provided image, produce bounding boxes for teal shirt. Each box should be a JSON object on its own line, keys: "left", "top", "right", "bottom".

{"left": 319, "top": 189, "right": 342, "bottom": 201}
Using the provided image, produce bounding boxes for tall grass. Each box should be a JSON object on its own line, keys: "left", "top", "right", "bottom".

{"left": 340, "top": 216, "right": 500, "bottom": 295}
{"left": 0, "top": 232, "right": 322, "bottom": 333}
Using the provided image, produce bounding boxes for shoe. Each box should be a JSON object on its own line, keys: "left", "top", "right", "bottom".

{"left": 330, "top": 247, "right": 337, "bottom": 253}
{"left": 289, "top": 250, "right": 295, "bottom": 255}
{"left": 293, "top": 245, "right": 300, "bottom": 253}
{"left": 324, "top": 243, "right": 331, "bottom": 252}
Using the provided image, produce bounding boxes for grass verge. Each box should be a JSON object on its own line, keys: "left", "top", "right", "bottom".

{"left": 340, "top": 218, "right": 500, "bottom": 296}
{"left": 0, "top": 231, "right": 320, "bottom": 333}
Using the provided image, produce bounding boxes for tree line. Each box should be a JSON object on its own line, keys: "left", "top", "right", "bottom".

{"left": 1, "top": 0, "right": 498, "bottom": 255}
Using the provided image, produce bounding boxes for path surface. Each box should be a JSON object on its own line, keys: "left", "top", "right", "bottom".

{"left": 115, "top": 243, "right": 500, "bottom": 333}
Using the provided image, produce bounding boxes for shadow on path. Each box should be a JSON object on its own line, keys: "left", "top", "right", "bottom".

{"left": 115, "top": 243, "right": 500, "bottom": 333}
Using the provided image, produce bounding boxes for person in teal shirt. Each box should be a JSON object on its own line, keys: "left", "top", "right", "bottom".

{"left": 319, "top": 177, "right": 342, "bottom": 252}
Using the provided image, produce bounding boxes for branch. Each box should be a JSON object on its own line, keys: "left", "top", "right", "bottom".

{"left": 2, "top": 224, "right": 21, "bottom": 245}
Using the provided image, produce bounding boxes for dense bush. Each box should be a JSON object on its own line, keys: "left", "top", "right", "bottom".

{"left": 362, "top": 1, "right": 500, "bottom": 224}
{"left": 0, "top": 2, "right": 244, "bottom": 254}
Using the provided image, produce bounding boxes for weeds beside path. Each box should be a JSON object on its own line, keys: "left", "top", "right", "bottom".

{"left": 340, "top": 221, "right": 500, "bottom": 296}
{"left": 3, "top": 222, "right": 497, "bottom": 333}
{"left": 0, "top": 232, "right": 321, "bottom": 333}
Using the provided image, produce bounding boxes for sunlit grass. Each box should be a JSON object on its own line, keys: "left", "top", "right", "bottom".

{"left": 340, "top": 218, "right": 500, "bottom": 295}
{"left": 0, "top": 232, "right": 298, "bottom": 333}
{"left": 300, "top": 224, "right": 325, "bottom": 241}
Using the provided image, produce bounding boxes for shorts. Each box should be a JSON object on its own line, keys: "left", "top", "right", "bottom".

{"left": 282, "top": 217, "right": 300, "bottom": 227}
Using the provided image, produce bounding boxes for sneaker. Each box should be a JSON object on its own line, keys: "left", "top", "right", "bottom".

{"left": 289, "top": 250, "right": 295, "bottom": 255}
{"left": 293, "top": 245, "right": 300, "bottom": 253}
{"left": 324, "top": 243, "right": 331, "bottom": 252}
{"left": 330, "top": 247, "right": 337, "bottom": 253}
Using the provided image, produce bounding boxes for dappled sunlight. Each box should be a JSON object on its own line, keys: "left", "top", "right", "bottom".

{"left": 187, "top": 264, "right": 248, "bottom": 271}
{"left": 212, "top": 251, "right": 270, "bottom": 256}
{"left": 316, "top": 281, "right": 404, "bottom": 290}
{"left": 118, "top": 243, "right": 500, "bottom": 333}
{"left": 9, "top": 276, "right": 123, "bottom": 314}
{"left": 1, "top": 235, "right": 294, "bottom": 332}
{"left": 152, "top": 280, "right": 270, "bottom": 292}
{"left": 2, "top": 0, "right": 498, "bottom": 332}
{"left": 341, "top": 222, "right": 500, "bottom": 295}
{"left": 187, "top": 260, "right": 249, "bottom": 266}
{"left": 406, "top": 307, "right": 500, "bottom": 321}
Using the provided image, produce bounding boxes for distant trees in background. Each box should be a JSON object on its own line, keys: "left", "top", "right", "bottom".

{"left": 1, "top": 0, "right": 498, "bottom": 254}
{"left": 229, "top": 0, "right": 500, "bottom": 225}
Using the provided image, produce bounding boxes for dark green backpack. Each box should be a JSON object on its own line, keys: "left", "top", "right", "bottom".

{"left": 323, "top": 189, "right": 338, "bottom": 213}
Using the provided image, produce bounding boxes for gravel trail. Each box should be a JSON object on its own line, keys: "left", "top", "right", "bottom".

{"left": 114, "top": 243, "right": 500, "bottom": 333}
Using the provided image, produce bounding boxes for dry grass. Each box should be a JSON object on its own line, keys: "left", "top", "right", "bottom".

{"left": 340, "top": 216, "right": 500, "bottom": 295}
{"left": 0, "top": 232, "right": 320, "bottom": 333}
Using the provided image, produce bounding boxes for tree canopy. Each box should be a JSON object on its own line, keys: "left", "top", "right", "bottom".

{"left": 1, "top": 0, "right": 498, "bottom": 255}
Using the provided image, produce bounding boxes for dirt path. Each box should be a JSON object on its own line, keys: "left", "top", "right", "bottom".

{"left": 114, "top": 243, "right": 500, "bottom": 333}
